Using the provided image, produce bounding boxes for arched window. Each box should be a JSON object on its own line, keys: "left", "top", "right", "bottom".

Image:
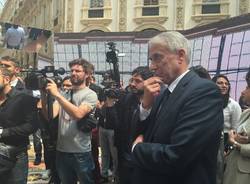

{"left": 88, "top": 29, "right": 104, "bottom": 33}
{"left": 89, "top": 0, "right": 104, "bottom": 18}
{"left": 143, "top": 0, "right": 159, "bottom": 16}
{"left": 202, "top": 0, "right": 220, "bottom": 14}
{"left": 141, "top": 28, "right": 160, "bottom": 34}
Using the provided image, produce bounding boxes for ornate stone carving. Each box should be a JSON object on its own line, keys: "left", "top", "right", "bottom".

{"left": 176, "top": 0, "right": 184, "bottom": 30}
{"left": 119, "top": 0, "right": 127, "bottom": 31}
{"left": 134, "top": 23, "right": 166, "bottom": 31}
{"left": 239, "top": 0, "right": 249, "bottom": 15}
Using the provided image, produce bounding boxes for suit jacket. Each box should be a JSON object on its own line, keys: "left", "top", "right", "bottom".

{"left": 132, "top": 71, "right": 224, "bottom": 184}
{"left": 223, "top": 109, "right": 250, "bottom": 184}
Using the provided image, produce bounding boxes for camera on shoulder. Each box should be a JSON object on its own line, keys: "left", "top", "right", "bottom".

{"left": 23, "top": 66, "right": 66, "bottom": 90}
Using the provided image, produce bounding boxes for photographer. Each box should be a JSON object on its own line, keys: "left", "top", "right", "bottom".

{"left": 41, "top": 58, "right": 98, "bottom": 184}
{"left": 0, "top": 66, "right": 38, "bottom": 183}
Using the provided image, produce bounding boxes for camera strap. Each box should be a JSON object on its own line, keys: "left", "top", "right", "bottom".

{"left": 70, "top": 90, "right": 73, "bottom": 104}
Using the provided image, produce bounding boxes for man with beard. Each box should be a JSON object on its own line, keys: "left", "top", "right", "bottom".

{"left": 0, "top": 56, "right": 42, "bottom": 166}
{"left": 0, "top": 66, "right": 38, "bottom": 183}
{"left": 114, "top": 66, "right": 153, "bottom": 184}
{"left": 41, "top": 58, "right": 98, "bottom": 184}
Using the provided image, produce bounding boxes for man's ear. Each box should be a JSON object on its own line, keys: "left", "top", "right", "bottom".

{"left": 177, "top": 49, "right": 186, "bottom": 64}
{"left": 14, "top": 67, "right": 21, "bottom": 74}
{"left": 3, "top": 75, "right": 11, "bottom": 84}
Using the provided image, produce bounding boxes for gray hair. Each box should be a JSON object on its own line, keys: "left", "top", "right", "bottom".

{"left": 149, "top": 31, "right": 191, "bottom": 64}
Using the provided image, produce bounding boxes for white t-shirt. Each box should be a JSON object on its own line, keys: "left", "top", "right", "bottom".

{"left": 223, "top": 97, "right": 242, "bottom": 132}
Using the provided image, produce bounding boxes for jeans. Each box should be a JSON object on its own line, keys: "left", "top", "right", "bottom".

{"left": 56, "top": 151, "right": 95, "bottom": 184}
{"left": 0, "top": 151, "right": 28, "bottom": 184}
{"left": 99, "top": 127, "right": 118, "bottom": 178}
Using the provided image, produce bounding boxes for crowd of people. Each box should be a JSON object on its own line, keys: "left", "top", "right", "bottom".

{"left": 0, "top": 31, "right": 249, "bottom": 184}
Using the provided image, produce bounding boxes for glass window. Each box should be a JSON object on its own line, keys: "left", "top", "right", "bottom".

{"left": 142, "top": 0, "right": 159, "bottom": 16}
{"left": 202, "top": 0, "right": 220, "bottom": 14}
{"left": 89, "top": 0, "right": 104, "bottom": 18}
{"left": 90, "top": 0, "right": 104, "bottom": 8}
{"left": 88, "top": 9, "right": 104, "bottom": 18}
{"left": 144, "top": 0, "right": 159, "bottom": 5}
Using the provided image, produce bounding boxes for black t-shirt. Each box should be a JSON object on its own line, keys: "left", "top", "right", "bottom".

{"left": 98, "top": 105, "right": 118, "bottom": 130}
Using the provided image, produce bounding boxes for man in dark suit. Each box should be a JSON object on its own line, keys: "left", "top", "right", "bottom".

{"left": 131, "top": 31, "right": 224, "bottom": 184}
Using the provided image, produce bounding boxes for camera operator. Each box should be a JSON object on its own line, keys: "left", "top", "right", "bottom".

{"left": 114, "top": 66, "right": 153, "bottom": 184}
{"left": 41, "top": 58, "right": 98, "bottom": 184}
{"left": 0, "top": 56, "right": 43, "bottom": 166}
{"left": 0, "top": 66, "right": 38, "bottom": 183}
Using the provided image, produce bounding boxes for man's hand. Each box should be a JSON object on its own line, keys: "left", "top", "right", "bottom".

{"left": 133, "top": 134, "right": 144, "bottom": 148}
{"left": 142, "top": 77, "right": 162, "bottom": 109}
{"left": 45, "top": 78, "right": 60, "bottom": 98}
{"left": 106, "top": 97, "right": 116, "bottom": 107}
{"left": 229, "top": 129, "right": 249, "bottom": 144}
{"left": 235, "top": 133, "right": 249, "bottom": 144}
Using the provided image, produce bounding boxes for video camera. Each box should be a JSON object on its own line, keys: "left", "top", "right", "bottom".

{"left": 101, "top": 42, "right": 125, "bottom": 99}
{"left": 23, "top": 66, "right": 66, "bottom": 90}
